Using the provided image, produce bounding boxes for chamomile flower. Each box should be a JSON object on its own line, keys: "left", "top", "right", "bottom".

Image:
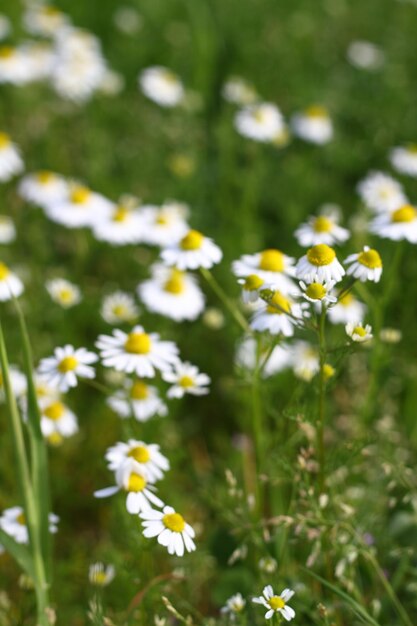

{"left": 46, "top": 184, "right": 113, "bottom": 228}
{"left": 370, "top": 204, "right": 417, "bottom": 243}
{"left": 235, "top": 103, "right": 286, "bottom": 143}
{"left": 259, "top": 556, "right": 278, "bottom": 574}
{"left": 105, "top": 439, "right": 169, "bottom": 482}
{"left": 139, "top": 66, "right": 185, "bottom": 107}
{"left": 140, "top": 505, "right": 196, "bottom": 557}
{"left": 222, "top": 76, "right": 258, "bottom": 105}
{"left": 139, "top": 203, "right": 189, "bottom": 247}
{"left": 327, "top": 292, "right": 367, "bottom": 325}
{"left": 163, "top": 361, "right": 210, "bottom": 398}
{"left": 89, "top": 563, "right": 115, "bottom": 587}
{"left": 344, "top": 246, "right": 383, "bottom": 282}
{"left": 346, "top": 322, "right": 373, "bottom": 343}
{"left": 46, "top": 278, "right": 82, "bottom": 308}
{"left": 232, "top": 249, "right": 296, "bottom": 293}
{"left": 107, "top": 378, "right": 167, "bottom": 422}
{"left": 0, "top": 262, "right": 24, "bottom": 300}
{"left": 252, "top": 585, "right": 295, "bottom": 621}
{"left": 238, "top": 274, "right": 265, "bottom": 304}
{"left": 251, "top": 290, "right": 304, "bottom": 337}
{"left": 94, "top": 458, "right": 163, "bottom": 514}
{"left": 235, "top": 336, "right": 291, "bottom": 378}
{"left": 357, "top": 172, "right": 406, "bottom": 213}
{"left": 96, "top": 325, "right": 179, "bottom": 377}
{"left": 0, "top": 215, "right": 15, "bottom": 244}
{"left": 292, "top": 105, "right": 333, "bottom": 144}
{"left": 19, "top": 171, "right": 69, "bottom": 208}
{"left": 0, "top": 133, "right": 24, "bottom": 182}
{"left": 289, "top": 341, "right": 319, "bottom": 382}
{"left": 23, "top": 4, "right": 70, "bottom": 37}
{"left": 296, "top": 244, "right": 345, "bottom": 283}
{"left": 38, "top": 345, "right": 98, "bottom": 392}
{"left": 347, "top": 41, "right": 385, "bottom": 70}
{"left": 295, "top": 213, "right": 349, "bottom": 247}
{"left": 138, "top": 265, "right": 205, "bottom": 322}
{"left": 161, "top": 230, "right": 222, "bottom": 270}
{"left": 92, "top": 203, "right": 144, "bottom": 245}
{"left": 390, "top": 144, "right": 417, "bottom": 177}
{"left": 101, "top": 291, "right": 139, "bottom": 325}
{"left": 0, "top": 45, "right": 32, "bottom": 85}
{"left": 39, "top": 397, "right": 78, "bottom": 442}
{"left": 221, "top": 593, "right": 246, "bottom": 617}
{"left": 0, "top": 366, "right": 27, "bottom": 402}
{"left": 0, "top": 507, "right": 58, "bottom": 545}
{"left": 300, "top": 280, "right": 337, "bottom": 307}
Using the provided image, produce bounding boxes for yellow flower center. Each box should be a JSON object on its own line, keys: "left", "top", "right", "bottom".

{"left": 130, "top": 380, "right": 149, "bottom": 400}
{"left": 164, "top": 270, "right": 186, "bottom": 294}
{"left": 128, "top": 445, "right": 150, "bottom": 463}
{"left": 17, "top": 512, "right": 26, "bottom": 526}
{"left": 339, "top": 292, "right": 353, "bottom": 306}
{"left": 268, "top": 596, "right": 285, "bottom": 610}
{"left": 0, "top": 47, "right": 14, "bottom": 60}
{"left": 253, "top": 108, "right": 267, "bottom": 123}
{"left": 305, "top": 105, "right": 328, "bottom": 118}
{"left": 179, "top": 375, "right": 194, "bottom": 388}
{"left": 0, "top": 132, "right": 11, "bottom": 148}
{"left": 37, "top": 171, "right": 55, "bottom": 184}
{"left": 357, "top": 248, "right": 382, "bottom": 269}
{"left": 42, "top": 6, "right": 61, "bottom": 16}
{"left": 124, "top": 332, "right": 151, "bottom": 354}
{"left": 162, "top": 70, "right": 178, "bottom": 85}
{"left": 91, "top": 571, "right": 108, "bottom": 586}
{"left": 70, "top": 186, "right": 91, "bottom": 205}
{"left": 163, "top": 512, "right": 185, "bottom": 532}
{"left": 180, "top": 230, "right": 204, "bottom": 251}
{"left": 112, "top": 206, "right": 129, "bottom": 222}
{"left": 322, "top": 363, "right": 335, "bottom": 380}
{"left": 259, "top": 249, "right": 285, "bottom": 272}
{"left": 126, "top": 473, "right": 146, "bottom": 492}
{"left": 155, "top": 214, "right": 169, "bottom": 226}
{"left": 243, "top": 274, "right": 264, "bottom": 291}
{"left": 0, "top": 262, "right": 10, "bottom": 280}
{"left": 58, "top": 288, "right": 74, "bottom": 303}
{"left": 47, "top": 432, "right": 63, "bottom": 447}
{"left": 406, "top": 143, "right": 417, "bottom": 154}
{"left": 266, "top": 291, "right": 291, "bottom": 315}
{"left": 391, "top": 205, "right": 416, "bottom": 223}
{"left": 43, "top": 401, "right": 65, "bottom": 420}
{"left": 58, "top": 356, "right": 78, "bottom": 373}
{"left": 305, "top": 282, "right": 327, "bottom": 300}
{"left": 306, "top": 244, "right": 336, "bottom": 267}
{"left": 353, "top": 326, "right": 367, "bottom": 337}
{"left": 313, "top": 216, "right": 333, "bottom": 233}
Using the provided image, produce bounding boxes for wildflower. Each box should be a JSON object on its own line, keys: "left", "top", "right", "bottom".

{"left": 232, "top": 249, "right": 295, "bottom": 293}
{"left": 235, "top": 103, "right": 286, "bottom": 143}
{"left": 357, "top": 172, "right": 406, "bottom": 213}
{"left": 92, "top": 202, "right": 145, "bottom": 245}
{"left": 46, "top": 183, "right": 113, "bottom": 229}
{"left": 347, "top": 41, "right": 385, "bottom": 70}
{"left": 38, "top": 345, "right": 98, "bottom": 392}
{"left": 140, "top": 505, "right": 196, "bottom": 557}
{"left": 96, "top": 325, "right": 179, "bottom": 377}
{"left": 235, "top": 336, "right": 291, "bottom": 378}
{"left": 295, "top": 213, "right": 349, "bottom": 247}
{"left": 161, "top": 229, "right": 222, "bottom": 270}
{"left": 0, "top": 216, "right": 15, "bottom": 244}
{"left": 344, "top": 246, "right": 383, "bottom": 282}
{"left": 259, "top": 556, "right": 278, "bottom": 574}
{"left": 221, "top": 593, "right": 246, "bottom": 617}
{"left": 107, "top": 378, "right": 167, "bottom": 422}
{"left": 289, "top": 341, "right": 319, "bottom": 381}
{"left": 0, "top": 132, "right": 24, "bottom": 182}
{"left": 139, "top": 66, "right": 185, "bottom": 107}
{"left": 101, "top": 291, "right": 139, "bottom": 325}
{"left": 0, "top": 507, "right": 58, "bottom": 545}
{"left": 370, "top": 204, "right": 417, "bottom": 243}
{"left": 0, "top": 366, "right": 27, "bottom": 401}
{"left": 390, "top": 144, "right": 417, "bottom": 178}
{"left": 39, "top": 397, "right": 78, "bottom": 442}
{"left": 89, "top": 563, "right": 115, "bottom": 587}
{"left": 296, "top": 244, "right": 345, "bottom": 283}
{"left": 163, "top": 361, "right": 210, "bottom": 398}
{"left": 380, "top": 328, "right": 402, "bottom": 343}
{"left": 328, "top": 292, "right": 366, "bottom": 325}
{"left": 322, "top": 363, "right": 335, "bottom": 380}
{"left": 251, "top": 290, "right": 304, "bottom": 337}
{"left": 0, "top": 261, "right": 24, "bottom": 300}
{"left": 346, "top": 322, "right": 373, "bottom": 343}
{"left": 291, "top": 105, "right": 333, "bottom": 144}
{"left": 105, "top": 440, "right": 169, "bottom": 482}
{"left": 46, "top": 278, "right": 82, "bottom": 308}
{"left": 0, "top": 46, "right": 32, "bottom": 85}
{"left": 300, "top": 280, "right": 337, "bottom": 307}
{"left": 94, "top": 458, "right": 163, "bottom": 514}
{"left": 19, "top": 171, "right": 69, "bottom": 209}
{"left": 202, "top": 307, "right": 225, "bottom": 329}
{"left": 140, "top": 202, "right": 189, "bottom": 247}
{"left": 138, "top": 265, "right": 205, "bottom": 322}
{"left": 253, "top": 585, "right": 295, "bottom": 621}
{"left": 238, "top": 274, "right": 265, "bottom": 304}
{"left": 222, "top": 76, "right": 257, "bottom": 105}
{"left": 23, "top": 4, "right": 69, "bottom": 37}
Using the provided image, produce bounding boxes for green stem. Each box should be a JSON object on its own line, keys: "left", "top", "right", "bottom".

{"left": 200, "top": 267, "right": 250, "bottom": 333}
{"left": 251, "top": 337, "right": 263, "bottom": 514}
{"left": 317, "top": 307, "right": 327, "bottom": 494}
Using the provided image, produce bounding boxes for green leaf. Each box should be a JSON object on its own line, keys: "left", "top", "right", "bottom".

{"left": 0, "top": 527, "right": 35, "bottom": 579}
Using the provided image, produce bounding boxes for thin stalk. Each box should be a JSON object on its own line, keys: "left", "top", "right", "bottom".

{"left": 251, "top": 337, "right": 263, "bottom": 514}
{"left": 200, "top": 267, "right": 250, "bottom": 333}
{"left": 317, "top": 307, "right": 327, "bottom": 494}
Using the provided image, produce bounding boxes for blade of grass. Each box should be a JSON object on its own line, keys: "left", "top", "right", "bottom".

{"left": 0, "top": 527, "right": 35, "bottom": 579}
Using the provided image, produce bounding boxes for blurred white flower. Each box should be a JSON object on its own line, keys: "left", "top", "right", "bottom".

{"left": 370, "top": 204, "right": 417, "bottom": 243}
{"left": 0, "top": 132, "right": 24, "bottom": 182}
{"left": 291, "top": 105, "right": 333, "bottom": 144}
{"left": 101, "top": 291, "right": 139, "bottom": 325}
{"left": 139, "top": 66, "right": 185, "bottom": 107}
{"left": 347, "top": 41, "right": 385, "bottom": 70}
{"left": 357, "top": 171, "right": 406, "bottom": 213}
{"left": 235, "top": 103, "right": 286, "bottom": 143}
{"left": 0, "top": 262, "right": 24, "bottom": 301}
{"left": 390, "top": 144, "right": 417, "bottom": 177}
{"left": 0, "top": 216, "right": 15, "bottom": 244}
{"left": 38, "top": 345, "right": 98, "bottom": 392}
{"left": 161, "top": 229, "right": 222, "bottom": 270}
{"left": 89, "top": 562, "right": 115, "bottom": 587}
{"left": 344, "top": 246, "right": 383, "bottom": 282}
{"left": 163, "top": 361, "right": 210, "bottom": 398}
{"left": 140, "top": 505, "right": 196, "bottom": 557}
{"left": 46, "top": 278, "right": 82, "bottom": 308}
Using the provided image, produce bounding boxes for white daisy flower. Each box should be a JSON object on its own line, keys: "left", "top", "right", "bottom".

{"left": 38, "top": 345, "right": 98, "bottom": 392}
{"left": 23, "top": 4, "right": 69, "bottom": 37}
{"left": 300, "top": 280, "right": 337, "bottom": 306}
{"left": 291, "top": 105, "right": 333, "bottom": 144}
{"left": 39, "top": 397, "right": 78, "bottom": 442}
{"left": 46, "top": 184, "right": 113, "bottom": 229}
{"left": 370, "top": 204, "right": 417, "bottom": 243}
{"left": 33, "top": 372, "right": 62, "bottom": 403}
{"left": 163, "top": 361, "right": 210, "bottom": 398}
{"left": 19, "top": 171, "right": 69, "bottom": 209}
{"left": 0, "top": 215, "right": 15, "bottom": 244}
{"left": 46, "top": 278, "right": 82, "bottom": 308}
{"left": 252, "top": 585, "right": 295, "bottom": 621}
{"left": 327, "top": 292, "right": 367, "bottom": 325}
{"left": 96, "top": 325, "right": 179, "bottom": 377}
{"left": 250, "top": 290, "right": 304, "bottom": 337}
{"left": 94, "top": 457, "right": 163, "bottom": 514}
{"left": 0, "top": 365, "right": 27, "bottom": 402}
{"left": 238, "top": 274, "right": 265, "bottom": 304}
{"left": 346, "top": 322, "right": 373, "bottom": 343}
{"left": 161, "top": 229, "right": 222, "bottom": 270}
{"left": 0, "top": 132, "right": 24, "bottom": 182}
{"left": 289, "top": 341, "right": 319, "bottom": 382}
{"left": 235, "top": 103, "right": 286, "bottom": 143}
{"left": 105, "top": 439, "right": 169, "bottom": 482}
{"left": 344, "top": 246, "right": 383, "bottom": 282}
{"left": 222, "top": 76, "right": 257, "bottom": 105}
{"left": 138, "top": 265, "right": 205, "bottom": 322}
{"left": 296, "top": 244, "right": 345, "bottom": 283}
{"left": 139, "top": 202, "right": 189, "bottom": 248}
{"left": 295, "top": 213, "right": 349, "bottom": 247}
{"left": 101, "top": 291, "right": 139, "bottom": 325}
{"left": 22, "top": 41, "right": 55, "bottom": 82}
{"left": 235, "top": 336, "right": 291, "bottom": 378}
{"left": 0, "top": 45, "right": 32, "bottom": 85}
{"left": 259, "top": 556, "right": 278, "bottom": 574}
{"left": 390, "top": 144, "right": 417, "bottom": 178}
{"left": 347, "top": 41, "right": 385, "bottom": 71}
{"left": 0, "top": 507, "right": 58, "bottom": 545}
{"left": 221, "top": 593, "right": 246, "bottom": 617}
{"left": 232, "top": 249, "right": 296, "bottom": 293}
{"left": 140, "top": 505, "right": 196, "bottom": 557}
{"left": 92, "top": 203, "right": 145, "bottom": 245}
{"left": 89, "top": 562, "right": 115, "bottom": 587}
{"left": 139, "top": 66, "right": 185, "bottom": 107}
{"left": 107, "top": 378, "right": 167, "bottom": 422}
{"left": 0, "top": 261, "right": 24, "bottom": 301}
{"left": 357, "top": 171, "right": 406, "bottom": 213}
